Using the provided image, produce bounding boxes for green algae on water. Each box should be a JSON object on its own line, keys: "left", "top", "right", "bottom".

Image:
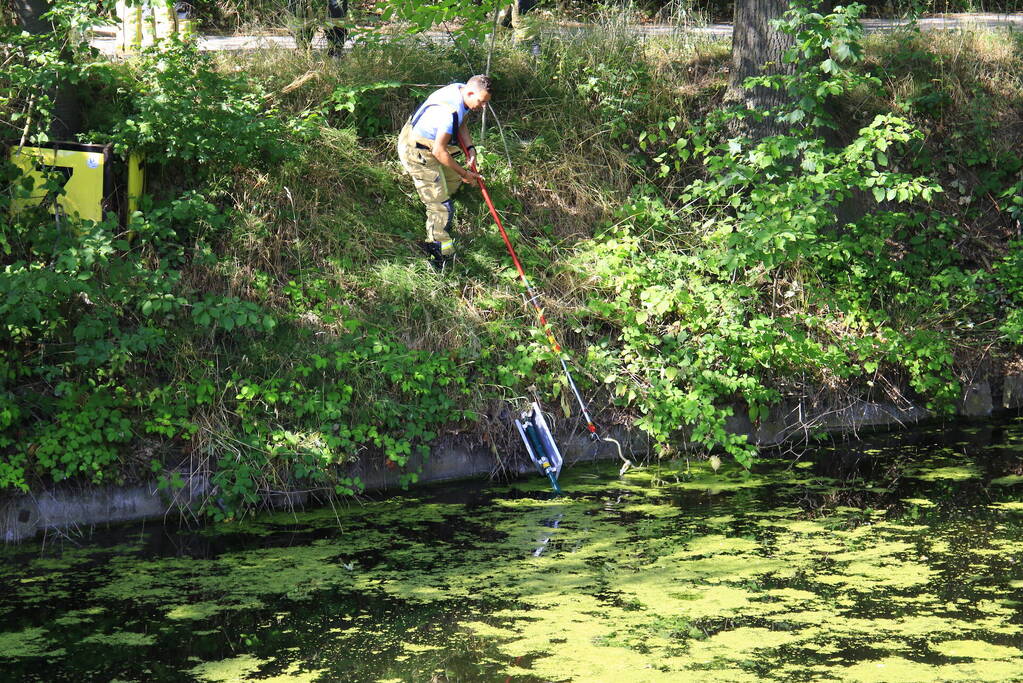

{"left": 187, "top": 655, "right": 270, "bottom": 682}
{"left": 81, "top": 632, "right": 158, "bottom": 647}
{"left": 907, "top": 464, "right": 983, "bottom": 481}
{"left": 6, "top": 423, "right": 1023, "bottom": 681}
{"left": 930, "top": 639, "right": 1022, "bottom": 659}
{"left": 0, "top": 627, "right": 63, "bottom": 659}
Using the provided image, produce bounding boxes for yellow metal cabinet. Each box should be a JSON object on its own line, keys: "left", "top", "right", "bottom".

{"left": 8, "top": 142, "right": 114, "bottom": 223}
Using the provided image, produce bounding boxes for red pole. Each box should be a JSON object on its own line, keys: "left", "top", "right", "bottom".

{"left": 458, "top": 137, "right": 562, "bottom": 353}
{"left": 458, "top": 137, "right": 600, "bottom": 438}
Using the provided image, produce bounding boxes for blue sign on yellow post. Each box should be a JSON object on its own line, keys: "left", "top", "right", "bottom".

{"left": 8, "top": 142, "right": 114, "bottom": 223}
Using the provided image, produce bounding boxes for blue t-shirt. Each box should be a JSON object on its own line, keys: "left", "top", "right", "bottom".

{"left": 411, "top": 83, "right": 468, "bottom": 142}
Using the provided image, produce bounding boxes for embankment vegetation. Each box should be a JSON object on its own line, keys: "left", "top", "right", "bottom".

{"left": 2, "top": 3, "right": 1022, "bottom": 517}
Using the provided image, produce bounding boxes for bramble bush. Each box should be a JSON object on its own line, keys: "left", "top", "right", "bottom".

{"left": 1, "top": 184, "right": 474, "bottom": 513}
{"left": 574, "top": 2, "right": 988, "bottom": 465}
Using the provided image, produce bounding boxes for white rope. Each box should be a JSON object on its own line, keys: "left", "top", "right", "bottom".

{"left": 601, "top": 436, "right": 634, "bottom": 476}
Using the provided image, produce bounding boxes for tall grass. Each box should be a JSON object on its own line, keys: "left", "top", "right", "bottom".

{"left": 202, "top": 21, "right": 1021, "bottom": 382}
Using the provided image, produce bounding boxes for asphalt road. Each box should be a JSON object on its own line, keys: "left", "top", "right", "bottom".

{"left": 90, "top": 12, "right": 1023, "bottom": 54}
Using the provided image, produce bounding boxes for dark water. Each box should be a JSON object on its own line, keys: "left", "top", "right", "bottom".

{"left": 3, "top": 419, "right": 1023, "bottom": 682}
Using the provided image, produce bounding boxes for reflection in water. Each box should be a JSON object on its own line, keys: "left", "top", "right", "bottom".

{"left": 533, "top": 514, "right": 562, "bottom": 557}
{"left": 2, "top": 419, "right": 1023, "bottom": 681}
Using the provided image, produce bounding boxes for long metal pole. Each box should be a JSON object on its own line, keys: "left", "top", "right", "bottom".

{"left": 458, "top": 135, "right": 599, "bottom": 440}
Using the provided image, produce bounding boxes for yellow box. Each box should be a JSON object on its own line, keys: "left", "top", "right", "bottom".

{"left": 8, "top": 142, "right": 113, "bottom": 223}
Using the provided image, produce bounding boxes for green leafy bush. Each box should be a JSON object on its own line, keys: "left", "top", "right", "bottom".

{"left": 574, "top": 2, "right": 983, "bottom": 465}
{"left": 106, "top": 41, "right": 293, "bottom": 169}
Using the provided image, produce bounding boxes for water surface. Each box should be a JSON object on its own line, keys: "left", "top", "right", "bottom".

{"left": 3, "top": 419, "right": 1023, "bottom": 681}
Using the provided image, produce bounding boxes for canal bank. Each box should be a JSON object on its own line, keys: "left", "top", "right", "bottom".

{"left": 4, "top": 374, "right": 1022, "bottom": 543}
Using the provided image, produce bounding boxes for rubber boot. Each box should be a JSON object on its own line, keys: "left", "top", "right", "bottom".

{"left": 418, "top": 241, "right": 453, "bottom": 272}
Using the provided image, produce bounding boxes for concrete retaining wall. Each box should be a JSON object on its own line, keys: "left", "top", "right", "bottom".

{"left": 3, "top": 374, "right": 1021, "bottom": 542}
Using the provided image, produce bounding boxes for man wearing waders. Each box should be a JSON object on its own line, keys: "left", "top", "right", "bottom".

{"left": 398, "top": 75, "right": 492, "bottom": 270}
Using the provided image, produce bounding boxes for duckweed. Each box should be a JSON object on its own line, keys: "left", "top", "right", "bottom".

{"left": 188, "top": 655, "right": 269, "bottom": 681}
{"left": 3, "top": 421, "right": 1023, "bottom": 681}
{"left": 0, "top": 627, "right": 62, "bottom": 659}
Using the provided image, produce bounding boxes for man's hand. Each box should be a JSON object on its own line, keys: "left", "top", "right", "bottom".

{"left": 462, "top": 170, "right": 483, "bottom": 187}
{"left": 467, "top": 149, "right": 478, "bottom": 170}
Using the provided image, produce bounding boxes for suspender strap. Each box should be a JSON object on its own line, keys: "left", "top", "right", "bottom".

{"left": 410, "top": 102, "right": 432, "bottom": 127}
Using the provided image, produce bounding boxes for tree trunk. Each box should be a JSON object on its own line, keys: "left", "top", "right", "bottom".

{"left": 727, "top": 0, "right": 794, "bottom": 115}
{"left": 12, "top": 0, "right": 51, "bottom": 33}
{"left": 12, "top": 0, "right": 80, "bottom": 140}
